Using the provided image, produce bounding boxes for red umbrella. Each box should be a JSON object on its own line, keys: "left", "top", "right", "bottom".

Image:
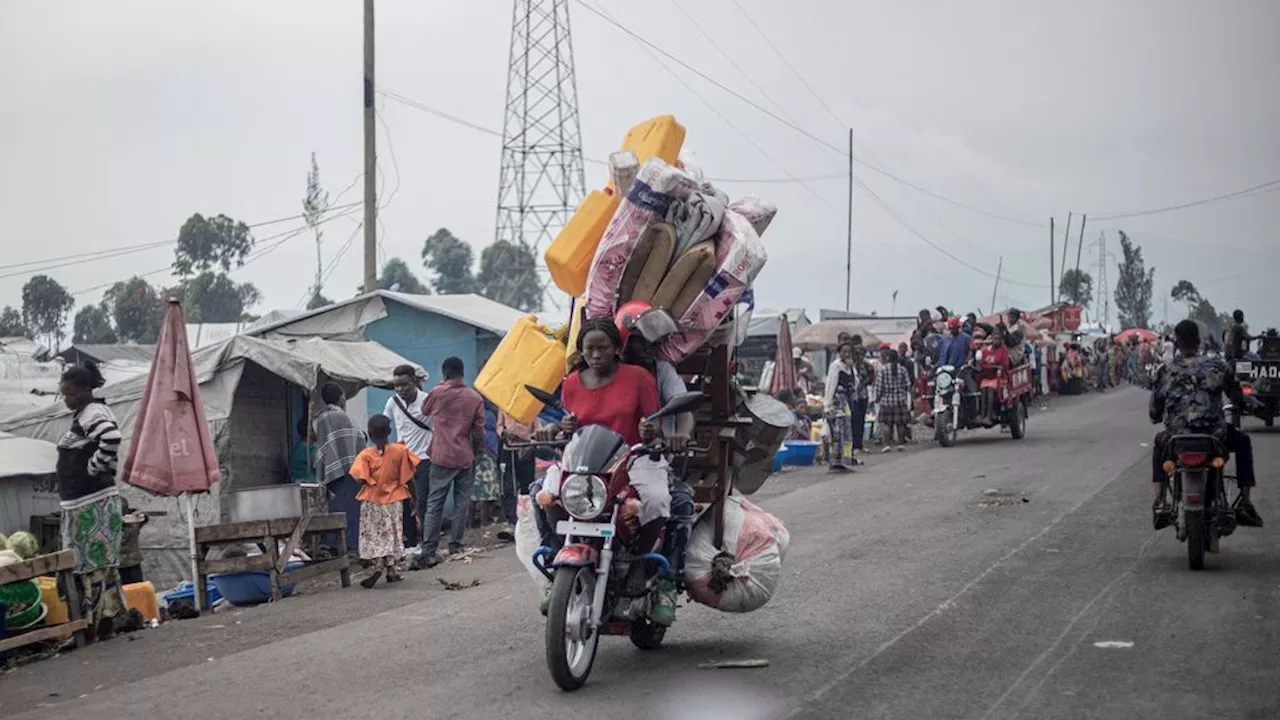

{"left": 1115, "top": 327, "right": 1158, "bottom": 344}
{"left": 122, "top": 300, "right": 220, "bottom": 608}
{"left": 769, "top": 314, "right": 797, "bottom": 396}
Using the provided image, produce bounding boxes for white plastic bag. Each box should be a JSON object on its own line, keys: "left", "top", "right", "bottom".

{"left": 684, "top": 494, "right": 789, "bottom": 613}
{"left": 514, "top": 494, "right": 549, "bottom": 593}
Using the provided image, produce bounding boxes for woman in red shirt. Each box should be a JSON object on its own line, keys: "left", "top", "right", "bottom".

{"left": 557, "top": 317, "right": 661, "bottom": 444}
{"left": 978, "top": 326, "right": 1012, "bottom": 424}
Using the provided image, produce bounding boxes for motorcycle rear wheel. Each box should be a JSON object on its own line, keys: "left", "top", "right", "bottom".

{"left": 1009, "top": 401, "right": 1026, "bottom": 440}
{"left": 546, "top": 566, "right": 600, "bottom": 691}
{"left": 1185, "top": 510, "right": 1206, "bottom": 571}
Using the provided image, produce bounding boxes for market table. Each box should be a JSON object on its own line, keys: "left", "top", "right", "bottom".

{"left": 192, "top": 513, "right": 350, "bottom": 613}
{"left": 0, "top": 549, "right": 90, "bottom": 652}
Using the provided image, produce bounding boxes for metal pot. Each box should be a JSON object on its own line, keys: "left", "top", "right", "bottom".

{"left": 226, "top": 484, "right": 310, "bottom": 523}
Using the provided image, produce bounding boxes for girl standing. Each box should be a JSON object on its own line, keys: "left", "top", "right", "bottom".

{"left": 824, "top": 342, "right": 860, "bottom": 472}
{"left": 56, "top": 363, "right": 126, "bottom": 641}
{"left": 349, "top": 414, "right": 419, "bottom": 588}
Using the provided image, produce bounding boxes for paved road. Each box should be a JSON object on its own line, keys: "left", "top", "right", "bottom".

{"left": 4, "top": 388, "right": 1278, "bottom": 720}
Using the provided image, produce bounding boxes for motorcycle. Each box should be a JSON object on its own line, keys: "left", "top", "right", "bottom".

{"left": 1160, "top": 433, "right": 1236, "bottom": 570}
{"left": 515, "top": 386, "right": 705, "bottom": 691}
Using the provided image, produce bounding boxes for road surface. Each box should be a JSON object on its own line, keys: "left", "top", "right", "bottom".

{"left": 3, "top": 387, "right": 1278, "bottom": 720}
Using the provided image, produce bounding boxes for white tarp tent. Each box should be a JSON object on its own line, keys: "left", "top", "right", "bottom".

{"left": 0, "top": 335, "right": 423, "bottom": 587}
{"left": 0, "top": 431, "right": 60, "bottom": 536}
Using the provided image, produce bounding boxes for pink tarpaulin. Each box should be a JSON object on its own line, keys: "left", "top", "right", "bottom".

{"left": 768, "top": 314, "right": 796, "bottom": 396}
{"left": 121, "top": 300, "right": 220, "bottom": 496}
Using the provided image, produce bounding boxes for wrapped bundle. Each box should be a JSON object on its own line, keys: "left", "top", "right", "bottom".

{"left": 608, "top": 151, "right": 640, "bottom": 194}
{"left": 660, "top": 210, "right": 768, "bottom": 363}
{"left": 514, "top": 495, "right": 549, "bottom": 593}
{"left": 584, "top": 158, "right": 698, "bottom": 319}
{"left": 729, "top": 195, "right": 778, "bottom": 237}
{"left": 684, "top": 494, "right": 789, "bottom": 613}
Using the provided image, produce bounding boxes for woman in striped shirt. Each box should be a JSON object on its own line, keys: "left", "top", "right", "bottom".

{"left": 56, "top": 363, "right": 127, "bottom": 641}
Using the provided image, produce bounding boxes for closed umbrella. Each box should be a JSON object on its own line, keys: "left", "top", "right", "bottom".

{"left": 121, "top": 300, "right": 220, "bottom": 610}
{"left": 769, "top": 314, "right": 797, "bottom": 396}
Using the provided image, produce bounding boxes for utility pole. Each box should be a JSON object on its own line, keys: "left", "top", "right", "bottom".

{"left": 1074, "top": 213, "right": 1087, "bottom": 278}
{"left": 362, "top": 0, "right": 378, "bottom": 293}
{"left": 990, "top": 256, "right": 1003, "bottom": 314}
{"left": 1059, "top": 212, "right": 1072, "bottom": 296}
{"left": 1049, "top": 217, "right": 1056, "bottom": 303}
{"left": 845, "top": 128, "right": 853, "bottom": 312}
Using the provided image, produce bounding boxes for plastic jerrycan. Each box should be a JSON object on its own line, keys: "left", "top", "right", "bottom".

{"left": 475, "top": 315, "right": 568, "bottom": 425}
{"left": 620, "top": 114, "right": 686, "bottom": 169}
{"left": 545, "top": 189, "right": 620, "bottom": 297}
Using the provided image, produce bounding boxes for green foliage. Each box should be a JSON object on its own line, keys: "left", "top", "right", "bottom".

{"left": 0, "top": 305, "right": 29, "bottom": 337}
{"left": 173, "top": 213, "right": 255, "bottom": 276}
{"left": 1170, "top": 279, "right": 1230, "bottom": 342}
{"left": 1058, "top": 269, "right": 1094, "bottom": 308}
{"left": 169, "top": 272, "right": 261, "bottom": 324}
{"left": 21, "top": 274, "right": 75, "bottom": 349}
{"left": 421, "top": 228, "right": 477, "bottom": 295}
{"left": 73, "top": 304, "right": 118, "bottom": 344}
{"left": 1114, "top": 231, "right": 1155, "bottom": 330}
{"left": 104, "top": 277, "right": 165, "bottom": 343}
{"left": 477, "top": 240, "right": 542, "bottom": 312}
{"left": 377, "top": 257, "right": 428, "bottom": 294}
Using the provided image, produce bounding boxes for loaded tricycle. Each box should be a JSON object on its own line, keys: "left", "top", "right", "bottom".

{"left": 930, "top": 352, "right": 1032, "bottom": 447}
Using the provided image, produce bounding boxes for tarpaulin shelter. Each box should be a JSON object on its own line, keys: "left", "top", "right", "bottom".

{"left": 0, "top": 334, "right": 422, "bottom": 587}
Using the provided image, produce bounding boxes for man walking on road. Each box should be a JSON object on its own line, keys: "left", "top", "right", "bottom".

{"left": 418, "top": 357, "right": 486, "bottom": 568}
{"left": 384, "top": 365, "right": 432, "bottom": 547}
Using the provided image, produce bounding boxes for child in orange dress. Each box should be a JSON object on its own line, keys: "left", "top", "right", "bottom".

{"left": 350, "top": 414, "right": 419, "bottom": 588}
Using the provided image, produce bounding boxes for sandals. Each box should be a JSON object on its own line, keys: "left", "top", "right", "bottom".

{"left": 360, "top": 570, "right": 383, "bottom": 589}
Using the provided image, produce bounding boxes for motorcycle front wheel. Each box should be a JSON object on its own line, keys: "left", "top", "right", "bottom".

{"left": 936, "top": 408, "right": 956, "bottom": 448}
{"left": 1185, "top": 510, "right": 1206, "bottom": 571}
{"left": 546, "top": 565, "right": 600, "bottom": 691}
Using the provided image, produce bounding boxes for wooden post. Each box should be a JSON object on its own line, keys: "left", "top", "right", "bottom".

{"left": 845, "top": 128, "right": 853, "bottom": 312}
{"left": 1049, "top": 217, "right": 1056, "bottom": 303}
{"left": 362, "top": 0, "right": 378, "bottom": 292}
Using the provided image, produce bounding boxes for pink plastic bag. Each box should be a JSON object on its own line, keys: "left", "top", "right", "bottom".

{"left": 584, "top": 158, "right": 697, "bottom": 319}
{"left": 684, "top": 494, "right": 789, "bottom": 613}
{"left": 660, "top": 210, "right": 768, "bottom": 363}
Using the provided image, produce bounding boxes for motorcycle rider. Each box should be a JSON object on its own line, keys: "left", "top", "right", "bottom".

{"left": 531, "top": 317, "right": 665, "bottom": 612}
{"left": 937, "top": 316, "right": 971, "bottom": 369}
{"left": 1150, "top": 319, "right": 1262, "bottom": 530}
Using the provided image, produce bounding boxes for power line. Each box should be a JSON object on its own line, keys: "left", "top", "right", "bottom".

{"left": 573, "top": 0, "right": 1046, "bottom": 228}
{"left": 1089, "top": 178, "right": 1280, "bottom": 221}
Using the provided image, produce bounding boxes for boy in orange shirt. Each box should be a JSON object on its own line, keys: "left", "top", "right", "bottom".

{"left": 350, "top": 414, "right": 419, "bottom": 588}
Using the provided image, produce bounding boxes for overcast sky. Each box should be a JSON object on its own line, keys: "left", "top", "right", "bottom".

{"left": 2, "top": 0, "right": 1277, "bottom": 334}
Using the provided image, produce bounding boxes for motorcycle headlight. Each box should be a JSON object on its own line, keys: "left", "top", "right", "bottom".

{"left": 936, "top": 372, "right": 953, "bottom": 390}
{"left": 561, "top": 474, "right": 608, "bottom": 520}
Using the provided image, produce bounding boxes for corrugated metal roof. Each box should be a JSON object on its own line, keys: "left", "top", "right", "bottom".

{"left": 61, "top": 344, "right": 157, "bottom": 364}
{"left": 381, "top": 292, "right": 535, "bottom": 335}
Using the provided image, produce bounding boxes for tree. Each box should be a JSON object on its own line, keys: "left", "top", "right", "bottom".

{"left": 477, "top": 240, "right": 542, "bottom": 311}
{"left": 377, "top": 257, "right": 428, "bottom": 294}
{"left": 306, "top": 292, "right": 333, "bottom": 311}
{"left": 1170, "top": 279, "right": 1201, "bottom": 312}
{"left": 303, "top": 153, "right": 331, "bottom": 302}
{"left": 73, "top": 305, "right": 118, "bottom": 344}
{"left": 21, "top": 275, "right": 75, "bottom": 349}
{"left": 173, "top": 213, "right": 255, "bottom": 276}
{"left": 1114, "top": 231, "right": 1155, "bottom": 330}
{"left": 0, "top": 306, "right": 29, "bottom": 337}
{"left": 104, "top": 277, "right": 165, "bottom": 343}
{"left": 1170, "top": 280, "right": 1230, "bottom": 343}
{"left": 420, "top": 228, "right": 477, "bottom": 295}
{"left": 169, "top": 272, "right": 261, "bottom": 323}
{"left": 1058, "top": 269, "right": 1094, "bottom": 308}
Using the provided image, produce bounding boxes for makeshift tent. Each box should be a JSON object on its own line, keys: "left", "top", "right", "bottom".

{"left": 0, "top": 431, "right": 59, "bottom": 536}
{"left": 0, "top": 335, "right": 422, "bottom": 587}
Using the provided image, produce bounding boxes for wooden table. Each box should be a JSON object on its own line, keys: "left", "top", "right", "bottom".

{"left": 192, "top": 513, "right": 351, "bottom": 613}
{"left": 0, "top": 550, "right": 90, "bottom": 653}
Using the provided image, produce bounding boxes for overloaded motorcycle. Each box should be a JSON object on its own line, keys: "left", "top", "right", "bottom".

{"left": 512, "top": 386, "right": 705, "bottom": 692}
{"left": 1159, "top": 433, "right": 1236, "bottom": 570}
{"left": 1232, "top": 330, "right": 1280, "bottom": 428}
{"left": 931, "top": 349, "right": 1032, "bottom": 447}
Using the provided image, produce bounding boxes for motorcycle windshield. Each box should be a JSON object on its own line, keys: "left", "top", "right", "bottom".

{"left": 561, "top": 425, "right": 630, "bottom": 475}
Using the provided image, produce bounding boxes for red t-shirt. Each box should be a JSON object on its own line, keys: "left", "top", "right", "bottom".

{"left": 981, "top": 345, "right": 1011, "bottom": 379}
{"left": 561, "top": 364, "right": 660, "bottom": 445}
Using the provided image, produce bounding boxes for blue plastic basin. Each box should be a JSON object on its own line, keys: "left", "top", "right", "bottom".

{"left": 210, "top": 560, "right": 305, "bottom": 606}
{"left": 779, "top": 440, "right": 820, "bottom": 467}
